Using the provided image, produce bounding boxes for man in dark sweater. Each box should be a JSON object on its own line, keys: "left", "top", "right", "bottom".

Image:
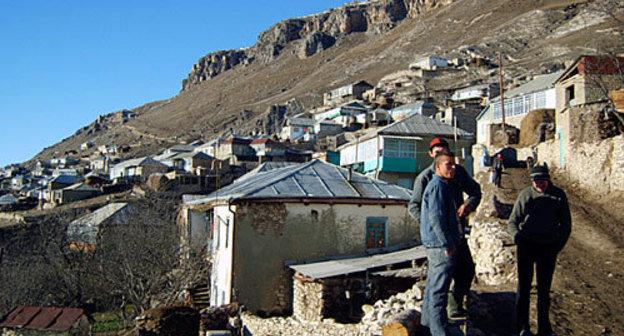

{"left": 409, "top": 138, "right": 482, "bottom": 318}
{"left": 508, "top": 165, "right": 572, "bottom": 336}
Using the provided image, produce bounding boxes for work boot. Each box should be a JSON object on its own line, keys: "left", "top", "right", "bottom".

{"left": 447, "top": 293, "right": 467, "bottom": 318}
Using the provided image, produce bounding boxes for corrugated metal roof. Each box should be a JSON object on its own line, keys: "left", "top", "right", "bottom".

{"left": 491, "top": 70, "right": 564, "bottom": 102}
{"left": 0, "top": 306, "right": 84, "bottom": 331}
{"left": 27, "top": 307, "right": 62, "bottom": 329}
{"left": 47, "top": 308, "right": 84, "bottom": 331}
{"left": 372, "top": 266, "right": 425, "bottom": 278}
{"left": 287, "top": 117, "right": 316, "bottom": 126}
{"left": 185, "top": 160, "right": 412, "bottom": 206}
{"left": 63, "top": 182, "right": 99, "bottom": 191}
{"left": 378, "top": 113, "right": 473, "bottom": 138}
{"left": 289, "top": 245, "right": 426, "bottom": 279}
{"left": 113, "top": 157, "right": 167, "bottom": 169}
{"left": 51, "top": 174, "right": 81, "bottom": 185}
{"left": 1, "top": 306, "right": 40, "bottom": 328}
{"left": 67, "top": 203, "right": 130, "bottom": 244}
{"left": 391, "top": 101, "right": 434, "bottom": 111}
{"left": 0, "top": 193, "right": 18, "bottom": 205}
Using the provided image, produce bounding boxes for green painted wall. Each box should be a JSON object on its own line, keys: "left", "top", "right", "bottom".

{"left": 361, "top": 157, "right": 419, "bottom": 173}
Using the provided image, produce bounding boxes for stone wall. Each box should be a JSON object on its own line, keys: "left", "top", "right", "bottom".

{"left": 241, "top": 283, "right": 425, "bottom": 336}
{"left": 468, "top": 219, "right": 516, "bottom": 286}
{"left": 293, "top": 274, "right": 325, "bottom": 322}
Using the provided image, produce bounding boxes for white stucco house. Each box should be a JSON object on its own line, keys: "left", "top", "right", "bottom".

{"left": 180, "top": 160, "right": 418, "bottom": 315}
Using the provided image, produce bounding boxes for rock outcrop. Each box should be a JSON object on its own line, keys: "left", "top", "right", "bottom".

{"left": 182, "top": 0, "right": 456, "bottom": 90}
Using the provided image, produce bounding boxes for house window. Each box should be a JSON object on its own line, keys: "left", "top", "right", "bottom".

{"left": 366, "top": 217, "right": 387, "bottom": 249}
{"left": 565, "top": 85, "right": 575, "bottom": 106}
{"left": 384, "top": 138, "right": 417, "bottom": 158}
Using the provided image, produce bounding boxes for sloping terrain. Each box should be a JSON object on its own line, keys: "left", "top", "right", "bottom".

{"left": 30, "top": 0, "right": 623, "bottom": 163}
{"left": 469, "top": 167, "right": 624, "bottom": 335}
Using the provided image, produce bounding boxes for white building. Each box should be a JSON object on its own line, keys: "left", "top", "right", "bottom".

{"left": 476, "top": 71, "right": 563, "bottom": 144}
{"left": 180, "top": 160, "right": 417, "bottom": 314}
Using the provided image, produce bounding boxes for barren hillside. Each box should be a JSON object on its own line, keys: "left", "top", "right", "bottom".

{"left": 31, "top": 0, "right": 623, "bottom": 163}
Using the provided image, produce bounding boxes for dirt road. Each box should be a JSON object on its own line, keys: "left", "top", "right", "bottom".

{"left": 469, "top": 167, "right": 624, "bottom": 335}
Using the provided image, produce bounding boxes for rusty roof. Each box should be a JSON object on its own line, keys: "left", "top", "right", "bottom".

{"left": 0, "top": 306, "right": 84, "bottom": 331}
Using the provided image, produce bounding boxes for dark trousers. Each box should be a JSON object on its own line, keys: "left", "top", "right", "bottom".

{"left": 494, "top": 169, "right": 502, "bottom": 187}
{"left": 451, "top": 239, "right": 475, "bottom": 301}
{"left": 515, "top": 240, "right": 559, "bottom": 335}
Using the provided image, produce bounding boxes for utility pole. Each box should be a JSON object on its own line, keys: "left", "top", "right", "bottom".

{"left": 499, "top": 52, "right": 506, "bottom": 132}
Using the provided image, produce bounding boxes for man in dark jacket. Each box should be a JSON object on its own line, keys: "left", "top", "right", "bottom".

{"left": 508, "top": 165, "right": 572, "bottom": 336}
{"left": 420, "top": 149, "right": 462, "bottom": 336}
{"left": 409, "top": 138, "right": 482, "bottom": 318}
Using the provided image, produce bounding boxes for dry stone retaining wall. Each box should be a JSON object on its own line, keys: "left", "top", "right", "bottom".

{"left": 241, "top": 283, "right": 425, "bottom": 336}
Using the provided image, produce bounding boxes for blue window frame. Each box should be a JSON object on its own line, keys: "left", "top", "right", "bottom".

{"left": 366, "top": 217, "right": 387, "bottom": 249}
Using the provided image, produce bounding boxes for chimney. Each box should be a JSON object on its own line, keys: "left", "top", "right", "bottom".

{"left": 348, "top": 168, "right": 352, "bottom": 181}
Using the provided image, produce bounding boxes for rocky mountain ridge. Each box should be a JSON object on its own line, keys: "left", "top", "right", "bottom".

{"left": 29, "top": 0, "right": 623, "bottom": 165}
{"left": 181, "top": 0, "right": 455, "bottom": 90}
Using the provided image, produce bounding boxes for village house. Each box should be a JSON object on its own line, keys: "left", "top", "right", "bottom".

{"left": 438, "top": 102, "right": 483, "bottom": 135}
{"left": 388, "top": 101, "right": 438, "bottom": 121}
{"left": 50, "top": 156, "right": 79, "bottom": 168}
{"left": 89, "top": 156, "right": 111, "bottom": 173}
{"left": 80, "top": 141, "right": 93, "bottom": 151}
{"left": 313, "top": 102, "right": 370, "bottom": 127}
{"left": 314, "top": 119, "right": 345, "bottom": 138}
{"left": 0, "top": 306, "right": 90, "bottom": 335}
{"left": 46, "top": 174, "right": 81, "bottom": 190}
{"left": 157, "top": 151, "right": 217, "bottom": 174}
{"left": 214, "top": 136, "right": 257, "bottom": 168}
{"left": 288, "top": 245, "right": 426, "bottom": 322}
{"left": 180, "top": 160, "right": 418, "bottom": 315}
{"left": 154, "top": 150, "right": 228, "bottom": 193}
{"left": 67, "top": 202, "right": 133, "bottom": 250}
{"left": 0, "top": 193, "right": 19, "bottom": 211}
{"left": 280, "top": 117, "right": 316, "bottom": 142}
{"left": 450, "top": 83, "right": 500, "bottom": 105}
{"left": 358, "top": 108, "right": 392, "bottom": 127}
{"left": 53, "top": 168, "right": 82, "bottom": 177}
{"left": 109, "top": 157, "right": 169, "bottom": 182}
{"left": 323, "top": 80, "right": 374, "bottom": 106}
{"left": 162, "top": 144, "right": 199, "bottom": 155}
{"left": 52, "top": 182, "right": 100, "bottom": 205}
{"left": 338, "top": 113, "right": 474, "bottom": 189}
{"left": 476, "top": 70, "right": 564, "bottom": 145}
{"left": 554, "top": 55, "right": 624, "bottom": 168}
{"left": 250, "top": 138, "right": 286, "bottom": 162}
{"left": 194, "top": 138, "right": 224, "bottom": 157}
{"left": 409, "top": 55, "right": 449, "bottom": 70}
{"left": 555, "top": 55, "right": 624, "bottom": 112}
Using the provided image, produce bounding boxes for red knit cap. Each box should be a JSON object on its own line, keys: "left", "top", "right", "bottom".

{"left": 429, "top": 138, "right": 449, "bottom": 150}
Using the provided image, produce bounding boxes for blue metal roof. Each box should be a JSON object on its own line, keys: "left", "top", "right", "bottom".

{"left": 185, "top": 160, "right": 412, "bottom": 206}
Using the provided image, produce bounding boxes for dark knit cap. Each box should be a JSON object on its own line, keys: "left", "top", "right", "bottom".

{"left": 530, "top": 165, "right": 550, "bottom": 180}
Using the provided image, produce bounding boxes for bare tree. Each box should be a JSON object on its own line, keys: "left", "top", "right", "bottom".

{"left": 0, "top": 189, "right": 211, "bottom": 317}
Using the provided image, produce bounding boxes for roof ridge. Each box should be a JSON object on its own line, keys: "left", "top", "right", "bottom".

{"left": 228, "top": 160, "right": 320, "bottom": 199}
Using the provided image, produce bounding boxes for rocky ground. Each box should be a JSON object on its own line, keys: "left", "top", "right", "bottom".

{"left": 467, "top": 167, "right": 624, "bottom": 336}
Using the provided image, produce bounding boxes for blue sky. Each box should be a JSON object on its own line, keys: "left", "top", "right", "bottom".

{"left": 0, "top": 1, "right": 348, "bottom": 167}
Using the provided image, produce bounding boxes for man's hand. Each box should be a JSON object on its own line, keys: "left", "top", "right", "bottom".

{"left": 445, "top": 247, "right": 457, "bottom": 256}
{"left": 457, "top": 203, "right": 472, "bottom": 217}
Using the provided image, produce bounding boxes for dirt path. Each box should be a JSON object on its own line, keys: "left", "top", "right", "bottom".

{"left": 469, "top": 167, "right": 624, "bottom": 335}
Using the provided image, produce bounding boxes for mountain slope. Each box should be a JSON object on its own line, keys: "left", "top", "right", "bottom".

{"left": 32, "top": 0, "right": 623, "bottom": 163}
